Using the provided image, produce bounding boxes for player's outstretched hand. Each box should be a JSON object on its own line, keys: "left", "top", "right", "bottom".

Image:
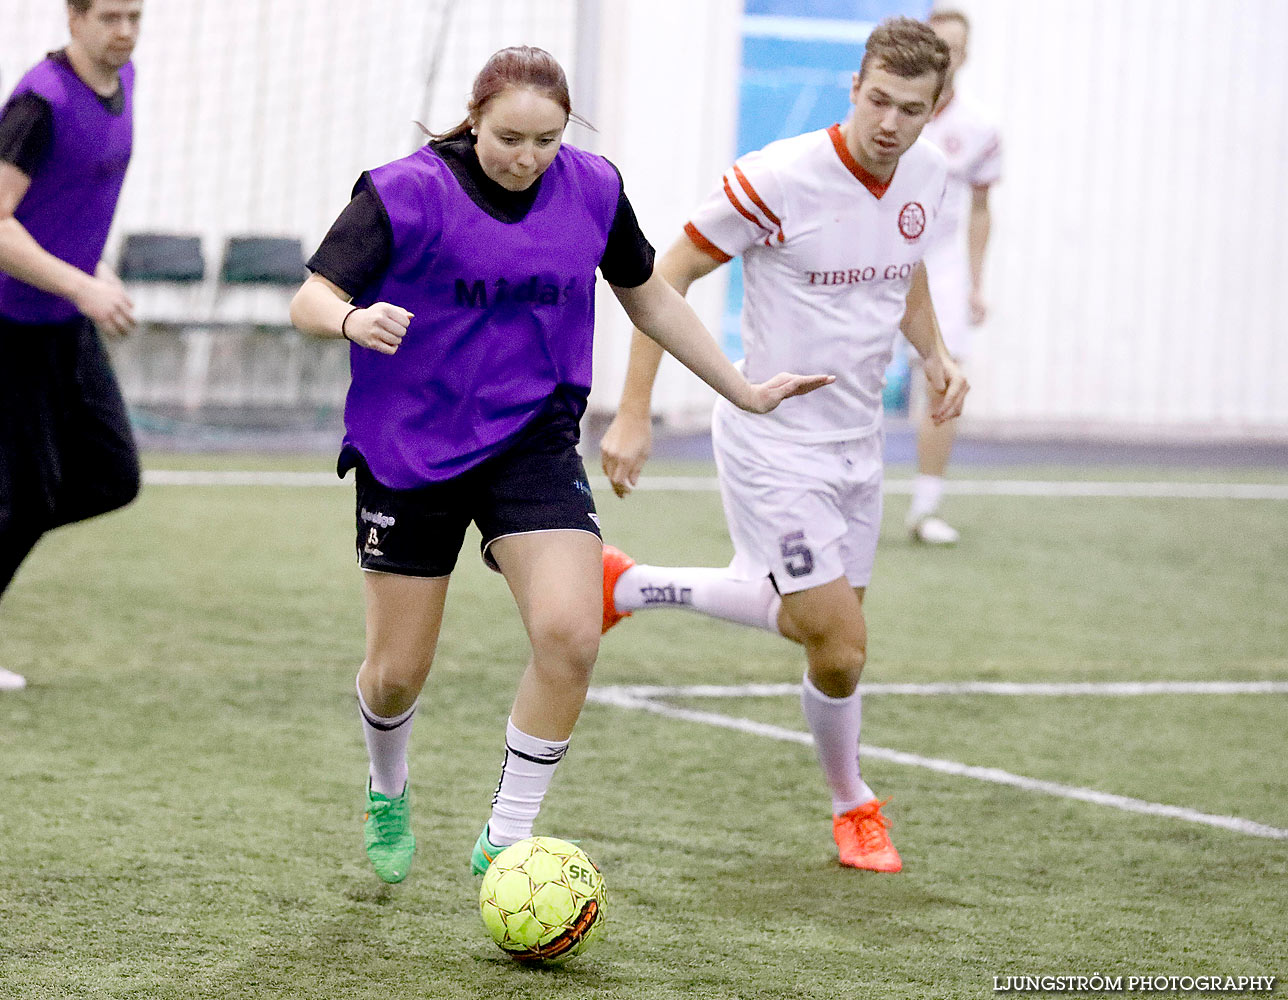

{"left": 346, "top": 302, "right": 413, "bottom": 354}
{"left": 740, "top": 372, "right": 835, "bottom": 414}
{"left": 600, "top": 412, "right": 652, "bottom": 498}
{"left": 75, "top": 274, "right": 135, "bottom": 337}
{"left": 924, "top": 354, "right": 970, "bottom": 424}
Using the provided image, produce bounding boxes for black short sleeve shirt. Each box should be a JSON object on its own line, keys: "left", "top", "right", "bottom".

{"left": 0, "top": 92, "right": 54, "bottom": 177}
{"left": 0, "top": 51, "right": 125, "bottom": 178}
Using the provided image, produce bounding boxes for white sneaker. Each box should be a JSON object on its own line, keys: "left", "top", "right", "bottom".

{"left": 0, "top": 667, "right": 27, "bottom": 691}
{"left": 908, "top": 514, "right": 960, "bottom": 546}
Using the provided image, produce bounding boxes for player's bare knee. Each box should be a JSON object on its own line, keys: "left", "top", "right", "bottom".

{"left": 793, "top": 611, "right": 864, "bottom": 656}
{"left": 805, "top": 637, "right": 866, "bottom": 696}
{"left": 528, "top": 615, "right": 600, "bottom": 682}
{"left": 360, "top": 658, "right": 428, "bottom": 714}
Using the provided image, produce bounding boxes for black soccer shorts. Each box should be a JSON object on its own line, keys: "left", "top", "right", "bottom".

{"left": 350, "top": 411, "right": 601, "bottom": 578}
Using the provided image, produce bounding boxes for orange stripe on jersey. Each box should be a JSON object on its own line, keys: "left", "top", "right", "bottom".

{"left": 684, "top": 222, "right": 732, "bottom": 264}
{"left": 723, "top": 176, "right": 771, "bottom": 231}
{"left": 732, "top": 165, "right": 785, "bottom": 243}
{"left": 827, "top": 123, "right": 892, "bottom": 200}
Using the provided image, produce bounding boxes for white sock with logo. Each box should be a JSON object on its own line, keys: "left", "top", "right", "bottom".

{"left": 799, "top": 673, "right": 874, "bottom": 815}
{"left": 487, "top": 718, "right": 570, "bottom": 846}
{"left": 357, "top": 677, "right": 417, "bottom": 798}
{"left": 909, "top": 474, "right": 945, "bottom": 521}
{"left": 613, "top": 564, "right": 782, "bottom": 633}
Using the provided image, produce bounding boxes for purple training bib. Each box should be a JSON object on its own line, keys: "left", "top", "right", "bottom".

{"left": 344, "top": 142, "right": 620, "bottom": 488}
{"left": 0, "top": 56, "right": 134, "bottom": 323}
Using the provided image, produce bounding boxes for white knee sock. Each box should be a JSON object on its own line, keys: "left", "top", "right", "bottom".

{"left": 800, "top": 673, "right": 874, "bottom": 815}
{"left": 487, "top": 718, "right": 570, "bottom": 846}
{"left": 909, "top": 474, "right": 945, "bottom": 520}
{"left": 613, "top": 564, "right": 782, "bottom": 633}
{"left": 357, "top": 677, "right": 417, "bottom": 798}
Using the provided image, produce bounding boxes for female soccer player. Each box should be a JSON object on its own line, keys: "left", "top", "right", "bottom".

{"left": 290, "top": 45, "right": 831, "bottom": 884}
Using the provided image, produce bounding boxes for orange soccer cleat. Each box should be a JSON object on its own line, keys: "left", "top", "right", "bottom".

{"left": 601, "top": 544, "right": 636, "bottom": 634}
{"left": 832, "top": 798, "right": 902, "bottom": 872}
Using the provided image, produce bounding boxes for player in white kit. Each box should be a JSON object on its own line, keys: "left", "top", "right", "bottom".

{"left": 598, "top": 18, "right": 968, "bottom": 872}
{"left": 905, "top": 8, "right": 1002, "bottom": 545}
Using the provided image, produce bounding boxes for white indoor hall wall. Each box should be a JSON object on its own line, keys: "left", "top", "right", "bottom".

{"left": 1, "top": 0, "right": 578, "bottom": 276}
{"left": 582, "top": 0, "right": 742, "bottom": 426}
{"left": 1, "top": 0, "right": 734, "bottom": 426}
{"left": 7, "top": 3, "right": 1286, "bottom": 439}
{"left": 951, "top": 0, "right": 1288, "bottom": 438}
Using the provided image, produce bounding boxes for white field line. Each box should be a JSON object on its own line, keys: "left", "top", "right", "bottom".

{"left": 610, "top": 478, "right": 1288, "bottom": 500}
{"left": 921, "top": 480, "right": 1288, "bottom": 500}
{"left": 595, "top": 680, "right": 1288, "bottom": 700}
{"left": 585, "top": 685, "right": 1288, "bottom": 841}
{"left": 140, "top": 469, "right": 1288, "bottom": 500}
{"left": 143, "top": 469, "right": 340, "bottom": 487}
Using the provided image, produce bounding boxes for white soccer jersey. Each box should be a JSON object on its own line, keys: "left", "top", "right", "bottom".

{"left": 687, "top": 125, "right": 948, "bottom": 442}
{"left": 921, "top": 91, "right": 1002, "bottom": 239}
{"left": 920, "top": 92, "right": 1002, "bottom": 354}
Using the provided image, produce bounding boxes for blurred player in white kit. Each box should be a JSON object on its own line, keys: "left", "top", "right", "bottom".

{"left": 905, "top": 7, "right": 1003, "bottom": 545}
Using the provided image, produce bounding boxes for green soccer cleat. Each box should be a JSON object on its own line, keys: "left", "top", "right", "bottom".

{"left": 364, "top": 782, "right": 415, "bottom": 883}
{"left": 470, "top": 824, "right": 506, "bottom": 876}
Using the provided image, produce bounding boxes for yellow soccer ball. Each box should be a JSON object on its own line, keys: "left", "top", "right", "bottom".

{"left": 478, "top": 836, "right": 606, "bottom": 964}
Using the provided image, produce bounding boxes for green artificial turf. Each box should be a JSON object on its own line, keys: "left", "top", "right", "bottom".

{"left": 0, "top": 456, "right": 1283, "bottom": 998}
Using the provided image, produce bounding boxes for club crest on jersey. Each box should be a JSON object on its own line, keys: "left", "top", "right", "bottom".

{"left": 898, "top": 201, "right": 926, "bottom": 241}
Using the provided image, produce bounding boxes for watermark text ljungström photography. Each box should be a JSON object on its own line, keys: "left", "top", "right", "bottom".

{"left": 992, "top": 974, "right": 1278, "bottom": 994}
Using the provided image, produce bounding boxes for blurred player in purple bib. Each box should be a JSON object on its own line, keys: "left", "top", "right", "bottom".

{"left": 0, "top": 0, "right": 145, "bottom": 693}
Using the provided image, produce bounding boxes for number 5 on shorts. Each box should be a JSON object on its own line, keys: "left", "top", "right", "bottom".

{"left": 779, "top": 530, "right": 814, "bottom": 579}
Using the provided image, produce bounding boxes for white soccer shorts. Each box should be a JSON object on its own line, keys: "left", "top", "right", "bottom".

{"left": 711, "top": 405, "right": 884, "bottom": 595}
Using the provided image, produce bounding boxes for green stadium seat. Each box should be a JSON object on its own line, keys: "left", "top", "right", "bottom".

{"left": 118, "top": 233, "right": 206, "bottom": 283}
{"left": 109, "top": 234, "right": 346, "bottom": 417}
{"left": 219, "top": 236, "right": 306, "bottom": 285}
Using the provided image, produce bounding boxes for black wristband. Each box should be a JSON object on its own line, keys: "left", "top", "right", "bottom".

{"left": 341, "top": 306, "right": 360, "bottom": 342}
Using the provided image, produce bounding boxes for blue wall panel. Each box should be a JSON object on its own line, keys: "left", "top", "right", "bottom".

{"left": 723, "top": 0, "right": 929, "bottom": 369}
{"left": 746, "top": 0, "right": 922, "bottom": 19}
